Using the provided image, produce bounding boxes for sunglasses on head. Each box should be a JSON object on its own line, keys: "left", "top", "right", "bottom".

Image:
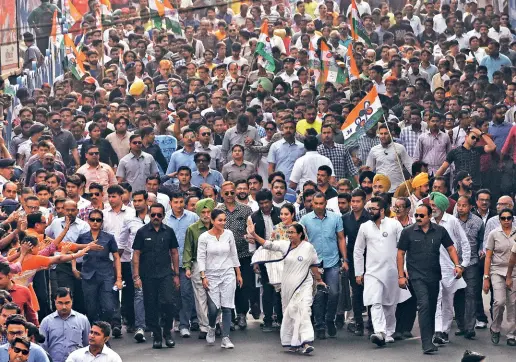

{"left": 151, "top": 212, "right": 163, "bottom": 218}
{"left": 89, "top": 217, "right": 103, "bottom": 223}
{"left": 500, "top": 216, "right": 513, "bottom": 221}
{"left": 12, "top": 347, "right": 29, "bottom": 355}
{"left": 414, "top": 213, "right": 426, "bottom": 219}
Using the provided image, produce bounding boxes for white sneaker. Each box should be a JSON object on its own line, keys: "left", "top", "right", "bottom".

{"left": 385, "top": 336, "right": 395, "bottom": 343}
{"left": 221, "top": 337, "right": 234, "bottom": 349}
{"left": 180, "top": 328, "right": 190, "bottom": 338}
{"left": 475, "top": 320, "right": 487, "bottom": 329}
{"left": 206, "top": 327, "right": 216, "bottom": 345}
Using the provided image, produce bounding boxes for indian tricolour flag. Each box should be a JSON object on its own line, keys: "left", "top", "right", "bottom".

{"left": 350, "top": 0, "right": 372, "bottom": 46}
{"left": 256, "top": 19, "right": 275, "bottom": 72}
{"left": 63, "top": 34, "right": 86, "bottom": 79}
{"left": 50, "top": 10, "right": 63, "bottom": 48}
{"left": 346, "top": 45, "right": 360, "bottom": 82}
{"left": 319, "top": 39, "right": 345, "bottom": 85}
{"left": 341, "top": 86, "right": 383, "bottom": 142}
{"left": 150, "top": 0, "right": 182, "bottom": 35}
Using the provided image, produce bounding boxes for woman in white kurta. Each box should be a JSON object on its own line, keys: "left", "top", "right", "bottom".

{"left": 248, "top": 222, "right": 322, "bottom": 355}
{"left": 197, "top": 209, "right": 243, "bottom": 349}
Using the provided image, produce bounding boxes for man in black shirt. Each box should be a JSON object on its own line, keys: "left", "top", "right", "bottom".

{"left": 397, "top": 204, "right": 462, "bottom": 354}
{"left": 341, "top": 189, "right": 370, "bottom": 336}
{"left": 133, "top": 203, "right": 181, "bottom": 349}
{"left": 140, "top": 126, "right": 169, "bottom": 173}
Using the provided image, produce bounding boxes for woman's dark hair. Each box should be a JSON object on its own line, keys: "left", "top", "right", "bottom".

{"left": 499, "top": 208, "right": 514, "bottom": 218}
{"left": 211, "top": 209, "right": 225, "bottom": 220}
{"left": 290, "top": 223, "right": 306, "bottom": 241}
{"left": 88, "top": 209, "right": 104, "bottom": 220}
{"left": 280, "top": 204, "right": 296, "bottom": 220}
{"left": 23, "top": 235, "right": 39, "bottom": 247}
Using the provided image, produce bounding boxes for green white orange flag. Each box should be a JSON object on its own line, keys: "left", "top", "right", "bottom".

{"left": 346, "top": 45, "right": 360, "bottom": 81}
{"left": 63, "top": 34, "right": 86, "bottom": 79}
{"left": 350, "top": 0, "right": 372, "bottom": 46}
{"left": 50, "top": 10, "right": 63, "bottom": 48}
{"left": 318, "top": 39, "right": 345, "bottom": 86}
{"left": 256, "top": 19, "right": 276, "bottom": 72}
{"left": 341, "top": 86, "right": 383, "bottom": 142}
{"left": 151, "top": 0, "right": 182, "bottom": 35}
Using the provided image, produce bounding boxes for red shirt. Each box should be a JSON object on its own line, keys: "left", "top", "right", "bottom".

{"left": 8, "top": 283, "right": 39, "bottom": 326}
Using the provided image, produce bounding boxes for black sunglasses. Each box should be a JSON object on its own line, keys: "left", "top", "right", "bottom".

{"left": 51, "top": 119, "right": 61, "bottom": 123}
{"left": 224, "top": 191, "right": 235, "bottom": 196}
{"left": 90, "top": 192, "right": 101, "bottom": 196}
{"left": 132, "top": 141, "right": 142, "bottom": 145}
{"left": 13, "top": 347, "right": 29, "bottom": 355}
{"left": 88, "top": 152, "right": 99, "bottom": 155}
{"left": 414, "top": 213, "right": 426, "bottom": 219}
{"left": 89, "top": 217, "right": 103, "bottom": 223}
{"left": 470, "top": 135, "right": 479, "bottom": 141}
{"left": 201, "top": 132, "right": 211, "bottom": 136}
{"left": 500, "top": 216, "right": 513, "bottom": 221}
{"left": 265, "top": 127, "right": 275, "bottom": 131}
{"left": 151, "top": 213, "right": 163, "bottom": 218}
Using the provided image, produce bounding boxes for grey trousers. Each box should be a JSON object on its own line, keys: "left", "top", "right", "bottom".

{"left": 491, "top": 273, "right": 516, "bottom": 338}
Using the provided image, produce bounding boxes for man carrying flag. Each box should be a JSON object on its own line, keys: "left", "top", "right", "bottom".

{"left": 341, "top": 87, "right": 384, "bottom": 144}
{"left": 256, "top": 19, "right": 276, "bottom": 73}
{"left": 348, "top": 0, "right": 372, "bottom": 47}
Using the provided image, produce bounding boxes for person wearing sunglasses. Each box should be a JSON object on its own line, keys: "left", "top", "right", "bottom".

{"left": 132, "top": 203, "right": 181, "bottom": 349}
{"left": 435, "top": 127, "right": 496, "bottom": 190}
{"left": 0, "top": 315, "right": 49, "bottom": 362}
{"left": 46, "top": 111, "right": 80, "bottom": 171}
{"left": 195, "top": 126, "right": 222, "bottom": 171}
{"left": 76, "top": 209, "right": 122, "bottom": 338}
{"left": 484, "top": 208, "right": 516, "bottom": 346}
{"left": 398, "top": 204, "right": 463, "bottom": 354}
{"left": 191, "top": 152, "right": 224, "bottom": 191}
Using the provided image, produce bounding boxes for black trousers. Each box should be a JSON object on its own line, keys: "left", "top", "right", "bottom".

{"left": 142, "top": 275, "right": 181, "bottom": 341}
{"left": 120, "top": 262, "right": 136, "bottom": 327}
{"left": 348, "top": 261, "right": 365, "bottom": 328}
{"left": 411, "top": 279, "right": 440, "bottom": 350}
{"left": 52, "top": 264, "right": 85, "bottom": 314}
{"left": 32, "top": 270, "right": 51, "bottom": 321}
{"left": 395, "top": 280, "right": 417, "bottom": 334}
{"left": 235, "top": 257, "right": 255, "bottom": 315}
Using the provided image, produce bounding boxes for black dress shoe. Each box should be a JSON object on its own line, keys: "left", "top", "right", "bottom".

{"left": 455, "top": 329, "right": 465, "bottom": 336}
{"left": 402, "top": 331, "right": 413, "bottom": 339}
{"left": 190, "top": 322, "right": 200, "bottom": 332}
{"left": 507, "top": 338, "right": 516, "bottom": 346}
{"left": 423, "top": 344, "right": 438, "bottom": 354}
{"left": 490, "top": 329, "right": 500, "bottom": 345}
{"left": 335, "top": 315, "right": 345, "bottom": 330}
{"left": 433, "top": 332, "right": 445, "bottom": 345}
{"left": 316, "top": 329, "right": 326, "bottom": 340}
{"left": 327, "top": 321, "right": 337, "bottom": 338}
{"left": 112, "top": 327, "right": 122, "bottom": 338}
{"left": 392, "top": 332, "right": 403, "bottom": 341}
{"left": 198, "top": 331, "right": 207, "bottom": 339}
{"left": 164, "top": 335, "right": 175, "bottom": 348}
{"left": 152, "top": 340, "right": 162, "bottom": 349}
{"left": 354, "top": 328, "right": 364, "bottom": 337}
{"left": 464, "top": 330, "right": 476, "bottom": 339}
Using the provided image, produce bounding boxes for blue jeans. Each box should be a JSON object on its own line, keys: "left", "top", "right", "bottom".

{"left": 312, "top": 265, "right": 340, "bottom": 331}
{"left": 82, "top": 273, "right": 119, "bottom": 327}
{"left": 179, "top": 268, "right": 198, "bottom": 330}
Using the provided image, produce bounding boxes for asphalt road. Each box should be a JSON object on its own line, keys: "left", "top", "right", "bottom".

{"left": 110, "top": 318, "right": 514, "bottom": 362}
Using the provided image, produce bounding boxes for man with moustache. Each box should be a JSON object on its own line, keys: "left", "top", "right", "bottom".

{"left": 450, "top": 172, "right": 473, "bottom": 202}
{"left": 358, "top": 171, "right": 375, "bottom": 202}
{"left": 235, "top": 180, "right": 258, "bottom": 212}
{"left": 408, "top": 172, "right": 430, "bottom": 217}
{"left": 354, "top": 197, "right": 410, "bottom": 346}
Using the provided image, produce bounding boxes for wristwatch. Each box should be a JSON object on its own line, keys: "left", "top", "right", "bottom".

{"left": 200, "top": 275, "right": 206, "bottom": 280}
{"left": 483, "top": 274, "right": 490, "bottom": 280}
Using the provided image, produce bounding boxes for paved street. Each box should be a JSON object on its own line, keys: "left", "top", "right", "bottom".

{"left": 111, "top": 319, "right": 514, "bottom": 361}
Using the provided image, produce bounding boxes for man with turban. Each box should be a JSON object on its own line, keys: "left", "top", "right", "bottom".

{"left": 408, "top": 172, "right": 430, "bottom": 217}
{"left": 428, "top": 192, "right": 471, "bottom": 345}
{"left": 183, "top": 198, "right": 216, "bottom": 339}
{"left": 359, "top": 170, "right": 376, "bottom": 202}
{"left": 372, "top": 174, "right": 391, "bottom": 196}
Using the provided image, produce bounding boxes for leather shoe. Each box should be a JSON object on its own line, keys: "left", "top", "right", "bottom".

{"left": 455, "top": 329, "right": 465, "bottom": 336}
{"left": 507, "top": 338, "right": 516, "bottom": 346}
{"left": 198, "top": 331, "right": 207, "bottom": 340}
{"left": 316, "top": 329, "right": 326, "bottom": 340}
{"left": 490, "top": 329, "right": 500, "bottom": 345}
{"left": 152, "top": 340, "right": 162, "bottom": 349}
{"left": 164, "top": 336, "right": 175, "bottom": 348}
{"left": 464, "top": 330, "right": 476, "bottom": 339}
{"left": 392, "top": 332, "right": 403, "bottom": 341}
{"left": 423, "top": 344, "right": 438, "bottom": 354}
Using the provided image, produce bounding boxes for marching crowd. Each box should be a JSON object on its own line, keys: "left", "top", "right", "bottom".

{"left": 2, "top": 0, "right": 516, "bottom": 360}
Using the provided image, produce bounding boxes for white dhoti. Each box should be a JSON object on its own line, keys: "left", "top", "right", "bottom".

{"left": 280, "top": 276, "right": 314, "bottom": 347}
{"left": 435, "top": 275, "right": 467, "bottom": 334}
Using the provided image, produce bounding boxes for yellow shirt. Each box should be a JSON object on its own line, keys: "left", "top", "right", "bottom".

{"left": 296, "top": 119, "right": 322, "bottom": 135}
{"left": 305, "top": 0, "right": 318, "bottom": 18}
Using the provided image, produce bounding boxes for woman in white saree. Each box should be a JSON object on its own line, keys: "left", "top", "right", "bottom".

{"left": 248, "top": 223, "right": 323, "bottom": 354}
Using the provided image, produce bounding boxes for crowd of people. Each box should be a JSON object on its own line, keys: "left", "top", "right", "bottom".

{"left": 2, "top": 0, "right": 516, "bottom": 360}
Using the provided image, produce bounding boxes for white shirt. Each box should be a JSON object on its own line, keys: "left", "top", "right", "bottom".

{"left": 346, "top": 1, "right": 371, "bottom": 16}
{"left": 223, "top": 56, "right": 248, "bottom": 67}
{"left": 289, "top": 151, "right": 334, "bottom": 191}
{"left": 78, "top": 197, "right": 91, "bottom": 211}
{"left": 238, "top": 198, "right": 259, "bottom": 212}
{"left": 278, "top": 71, "right": 299, "bottom": 85}
{"left": 488, "top": 26, "right": 512, "bottom": 42}
{"left": 433, "top": 13, "right": 447, "bottom": 34}
{"left": 451, "top": 126, "right": 467, "bottom": 149}
{"left": 156, "top": 192, "right": 171, "bottom": 213}
{"left": 448, "top": 33, "right": 470, "bottom": 50}
{"left": 366, "top": 142, "right": 413, "bottom": 192}
{"left": 65, "top": 345, "right": 122, "bottom": 362}
{"left": 103, "top": 205, "right": 134, "bottom": 245}
{"left": 118, "top": 211, "right": 150, "bottom": 263}
{"left": 404, "top": 15, "right": 422, "bottom": 36}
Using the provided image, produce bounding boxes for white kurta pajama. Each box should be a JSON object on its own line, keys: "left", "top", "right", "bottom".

{"left": 197, "top": 230, "right": 241, "bottom": 309}
{"left": 432, "top": 213, "right": 471, "bottom": 334}
{"left": 253, "top": 239, "right": 319, "bottom": 348}
{"left": 354, "top": 218, "right": 411, "bottom": 337}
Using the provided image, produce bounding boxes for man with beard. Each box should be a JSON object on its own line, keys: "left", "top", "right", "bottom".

{"left": 221, "top": 114, "right": 260, "bottom": 165}
{"left": 372, "top": 174, "right": 391, "bottom": 196}
{"left": 247, "top": 174, "right": 263, "bottom": 203}
{"left": 249, "top": 189, "right": 282, "bottom": 331}
{"left": 408, "top": 172, "right": 430, "bottom": 217}
{"left": 249, "top": 78, "right": 277, "bottom": 108}
{"left": 191, "top": 153, "right": 224, "bottom": 191}
{"left": 234, "top": 180, "right": 258, "bottom": 212}
{"left": 358, "top": 170, "right": 375, "bottom": 202}
{"left": 341, "top": 189, "right": 371, "bottom": 336}
{"left": 428, "top": 192, "right": 470, "bottom": 345}
{"left": 414, "top": 113, "right": 451, "bottom": 176}
{"left": 450, "top": 172, "right": 473, "bottom": 202}
{"left": 271, "top": 180, "right": 288, "bottom": 208}
{"left": 355, "top": 197, "right": 411, "bottom": 346}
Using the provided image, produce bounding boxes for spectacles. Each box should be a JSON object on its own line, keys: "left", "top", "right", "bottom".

{"left": 500, "top": 216, "right": 513, "bottom": 221}
{"left": 117, "top": 84, "right": 126, "bottom": 88}
{"left": 132, "top": 141, "right": 142, "bottom": 145}
{"left": 414, "top": 213, "right": 426, "bottom": 219}
{"left": 184, "top": 134, "right": 196, "bottom": 139}
{"left": 367, "top": 207, "right": 380, "bottom": 212}
{"left": 12, "top": 347, "right": 29, "bottom": 355}
{"left": 201, "top": 132, "right": 211, "bottom": 136}
{"left": 27, "top": 206, "right": 39, "bottom": 211}
{"left": 90, "top": 192, "right": 101, "bottom": 196}
{"left": 151, "top": 213, "right": 163, "bottom": 218}
{"left": 88, "top": 152, "right": 99, "bottom": 155}
{"left": 224, "top": 191, "right": 235, "bottom": 196}
{"left": 265, "top": 127, "right": 275, "bottom": 131}
{"left": 89, "top": 217, "right": 103, "bottom": 223}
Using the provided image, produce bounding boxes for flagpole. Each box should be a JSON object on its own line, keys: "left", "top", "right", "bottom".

{"left": 241, "top": 54, "right": 258, "bottom": 100}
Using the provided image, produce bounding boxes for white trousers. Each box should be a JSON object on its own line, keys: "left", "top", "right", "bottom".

{"left": 191, "top": 262, "right": 209, "bottom": 332}
{"left": 370, "top": 303, "right": 396, "bottom": 337}
{"left": 434, "top": 283, "right": 455, "bottom": 334}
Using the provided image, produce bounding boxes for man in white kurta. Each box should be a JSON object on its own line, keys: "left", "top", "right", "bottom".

{"left": 428, "top": 192, "right": 471, "bottom": 344}
{"left": 354, "top": 197, "right": 411, "bottom": 346}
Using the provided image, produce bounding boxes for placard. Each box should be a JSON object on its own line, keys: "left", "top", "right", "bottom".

{"left": 0, "top": 0, "right": 19, "bottom": 73}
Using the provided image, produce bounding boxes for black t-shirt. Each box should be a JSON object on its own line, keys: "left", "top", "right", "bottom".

{"left": 398, "top": 222, "right": 453, "bottom": 282}
{"left": 446, "top": 145, "right": 486, "bottom": 188}
{"left": 389, "top": 23, "right": 414, "bottom": 46}
{"left": 133, "top": 223, "right": 179, "bottom": 279}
